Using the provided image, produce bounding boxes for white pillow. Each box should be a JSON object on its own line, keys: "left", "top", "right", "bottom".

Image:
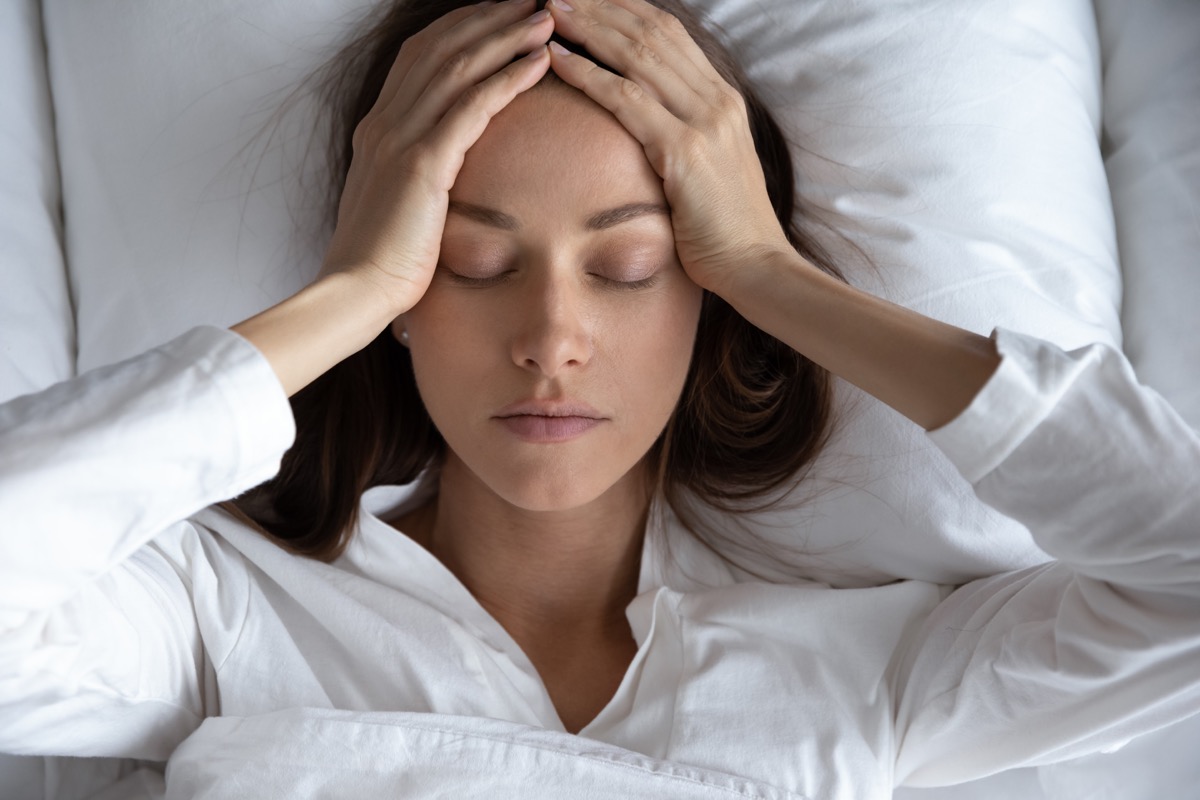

{"left": 42, "top": 0, "right": 359, "bottom": 376}
{"left": 0, "top": 0, "right": 74, "bottom": 404}
{"left": 1096, "top": 0, "right": 1200, "bottom": 430}
{"left": 43, "top": 0, "right": 1118, "bottom": 586}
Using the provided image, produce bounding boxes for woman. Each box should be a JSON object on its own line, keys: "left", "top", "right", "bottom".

{"left": 1, "top": 0, "right": 1197, "bottom": 796}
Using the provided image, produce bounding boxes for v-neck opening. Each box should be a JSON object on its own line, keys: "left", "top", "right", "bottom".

{"left": 349, "top": 491, "right": 669, "bottom": 737}
{"left": 574, "top": 586, "right": 669, "bottom": 737}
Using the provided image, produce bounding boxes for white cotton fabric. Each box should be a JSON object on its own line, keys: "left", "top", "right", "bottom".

{"left": 1094, "top": 0, "right": 1200, "bottom": 430}
{"left": 0, "top": 0, "right": 73, "bottom": 404}
{"left": 1, "top": 327, "right": 1198, "bottom": 799}
{"left": 165, "top": 708, "right": 805, "bottom": 800}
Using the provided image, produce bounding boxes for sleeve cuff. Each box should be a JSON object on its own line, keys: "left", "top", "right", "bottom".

{"left": 927, "top": 329, "right": 1103, "bottom": 484}
{"left": 162, "top": 325, "right": 296, "bottom": 491}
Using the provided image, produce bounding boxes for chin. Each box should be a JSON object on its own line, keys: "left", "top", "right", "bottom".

{"left": 441, "top": 435, "right": 651, "bottom": 515}
{"left": 490, "top": 466, "right": 614, "bottom": 514}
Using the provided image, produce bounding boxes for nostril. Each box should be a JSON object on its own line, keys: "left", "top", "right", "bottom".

{"left": 513, "top": 332, "right": 591, "bottom": 376}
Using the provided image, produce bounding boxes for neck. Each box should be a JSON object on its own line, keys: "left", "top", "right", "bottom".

{"left": 405, "top": 453, "right": 651, "bottom": 645}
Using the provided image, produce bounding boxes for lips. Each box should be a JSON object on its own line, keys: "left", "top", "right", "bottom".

{"left": 494, "top": 399, "right": 605, "bottom": 419}
{"left": 494, "top": 399, "right": 606, "bottom": 443}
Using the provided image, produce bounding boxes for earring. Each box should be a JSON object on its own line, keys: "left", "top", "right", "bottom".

{"left": 398, "top": 329, "right": 410, "bottom": 347}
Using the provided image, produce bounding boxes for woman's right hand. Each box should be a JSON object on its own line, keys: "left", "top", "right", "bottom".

{"left": 321, "top": 0, "right": 554, "bottom": 315}
{"left": 233, "top": 0, "right": 553, "bottom": 397}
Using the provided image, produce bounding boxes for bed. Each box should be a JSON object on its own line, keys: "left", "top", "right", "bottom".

{"left": 1, "top": 0, "right": 1197, "bottom": 796}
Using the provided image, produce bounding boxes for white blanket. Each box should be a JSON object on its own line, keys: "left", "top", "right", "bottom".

{"left": 165, "top": 708, "right": 805, "bottom": 800}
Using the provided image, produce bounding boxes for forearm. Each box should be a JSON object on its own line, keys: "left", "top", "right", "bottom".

{"left": 231, "top": 272, "right": 401, "bottom": 397}
{"left": 895, "top": 330, "right": 1200, "bottom": 786}
{"left": 720, "top": 250, "right": 1001, "bottom": 431}
{"left": 0, "top": 326, "right": 292, "bottom": 619}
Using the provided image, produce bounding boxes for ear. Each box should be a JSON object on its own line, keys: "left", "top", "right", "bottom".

{"left": 390, "top": 315, "right": 410, "bottom": 348}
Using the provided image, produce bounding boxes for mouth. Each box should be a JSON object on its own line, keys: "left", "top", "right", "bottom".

{"left": 493, "top": 400, "right": 607, "bottom": 443}
{"left": 495, "top": 399, "right": 605, "bottom": 419}
{"left": 495, "top": 414, "right": 604, "bottom": 443}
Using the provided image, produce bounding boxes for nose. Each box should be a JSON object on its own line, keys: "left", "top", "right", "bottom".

{"left": 510, "top": 270, "right": 593, "bottom": 377}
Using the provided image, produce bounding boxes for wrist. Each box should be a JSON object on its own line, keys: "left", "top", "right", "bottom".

{"left": 714, "top": 244, "right": 825, "bottom": 320}
{"left": 315, "top": 269, "right": 412, "bottom": 326}
{"left": 231, "top": 272, "right": 402, "bottom": 397}
{"left": 315, "top": 258, "right": 428, "bottom": 317}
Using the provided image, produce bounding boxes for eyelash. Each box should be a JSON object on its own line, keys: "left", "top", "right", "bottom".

{"left": 444, "top": 271, "right": 512, "bottom": 288}
{"left": 443, "top": 270, "right": 660, "bottom": 291}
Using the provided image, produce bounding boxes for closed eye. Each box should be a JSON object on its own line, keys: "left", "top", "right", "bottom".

{"left": 591, "top": 273, "right": 660, "bottom": 291}
{"left": 440, "top": 267, "right": 514, "bottom": 287}
{"left": 439, "top": 265, "right": 663, "bottom": 291}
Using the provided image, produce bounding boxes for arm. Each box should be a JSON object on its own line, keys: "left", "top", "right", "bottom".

{"left": 714, "top": 249, "right": 1000, "bottom": 432}
{"left": 892, "top": 330, "right": 1200, "bottom": 786}
{"left": 0, "top": 326, "right": 293, "bottom": 759}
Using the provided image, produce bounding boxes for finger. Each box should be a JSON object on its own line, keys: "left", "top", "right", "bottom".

{"left": 402, "top": 8, "right": 554, "bottom": 131}
{"left": 584, "top": 0, "right": 726, "bottom": 86}
{"left": 548, "top": 5, "right": 697, "bottom": 117}
{"left": 423, "top": 47, "right": 553, "bottom": 191}
{"left": 548, "top": 0, "right": 723, "bottom": 101}
{"left": 547, "top": 43, "right": 680, "bottom": 173}
{"left": 375, "top": 3, "right": 489, "bottom": 110}
{"left": 379, "top": 0, "right": 537, "bottom": 110}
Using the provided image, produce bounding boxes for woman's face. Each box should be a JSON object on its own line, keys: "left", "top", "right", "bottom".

{"left": 397, "top": 83, "right": 704, "bottom": 512}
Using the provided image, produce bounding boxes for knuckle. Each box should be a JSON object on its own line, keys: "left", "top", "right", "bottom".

{"left": 575, "top": 57, "right": 604, "bottom": 84}
{"left": 659, "top": 11, "right": 688, "bottom": 38}
{"left": 438, "top": 50, "right": 474, "bottom": 82}
{"left": 678, "top": 130, "right": 707, "bottom": 161}
{"left": 636, "top": 17, "right": 666, "bottom": 45}
{"left": 618, "top": 77, "right": 646, "bottom": 103}
{"left": 425, "top": 32, "right": 455, "bottom": 60}
{"left": 351, "top": 114, "right": 381, "bottom": 152}
{"left": 350, "top": 119, "right": 368, "bottom": 152}
{"left": 458, "top": 81, "right": 489, "bottom": 108}
{"left": 714, "top": 88, "right": 745, "bottom": 116}
{"left": 630, "top": 40, "right": 662, "bottom": 68}
{"left": 474, "top": 1, "right": 505, "bottom": 19}
{"left": 577, "top": 12, "right": 602, "bottom": 32}
{"left": 396, "top": 36, "right": 420, "bottom": 62}
{"left": 639, "top": 12, "right": 678, "bottom": 47}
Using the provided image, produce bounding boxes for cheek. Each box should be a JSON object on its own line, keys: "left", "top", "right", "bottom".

{"left": 607, "top": 285, "right": 704, "bottom": 419}
{"left": 399, "top": 292, "right": 487, "bottom": 433}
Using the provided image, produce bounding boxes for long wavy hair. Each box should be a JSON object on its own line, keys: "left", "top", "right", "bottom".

{"left": 225, "top": 0, "right": 846, "bottom": 576}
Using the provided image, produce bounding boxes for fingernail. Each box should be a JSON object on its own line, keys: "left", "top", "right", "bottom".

{"left": 550, "top": 0, "right": 574, "bottom": 11}
{"left": 525, "top": 45, "right": 548, "bottom": 60}
{"left": 549, "top": 41, "right": 571, "bottom": 56}
{"left": 527, "top": 8, "right": 550, "bottom": 23}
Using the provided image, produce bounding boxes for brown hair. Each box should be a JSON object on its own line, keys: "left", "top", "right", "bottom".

{"left": 226, "top": 0, "right": 845, "bottom": 574}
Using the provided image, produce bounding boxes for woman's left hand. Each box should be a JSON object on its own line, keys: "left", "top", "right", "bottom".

{"left": 547, "top": 0, "right": 1003, "bottom": 431}
{"left": 545, "top": 0, "right": 793, "bottom": 296}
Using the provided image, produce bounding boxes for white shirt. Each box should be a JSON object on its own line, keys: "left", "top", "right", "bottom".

{"left": 0, "top": 325, "right": 1197, "bottom": 799}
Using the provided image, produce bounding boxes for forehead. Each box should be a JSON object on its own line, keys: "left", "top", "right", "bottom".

{"left": 449, "top": 84, "right": 665, "bottom": 216}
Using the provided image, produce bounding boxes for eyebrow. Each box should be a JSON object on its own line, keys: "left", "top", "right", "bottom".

{"left": 447, "top": 201, "right": 670, "bottom": 231}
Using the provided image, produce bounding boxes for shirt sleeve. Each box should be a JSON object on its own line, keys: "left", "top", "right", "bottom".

{"left": 892, "top": 329, "right": 1200, "bottom": 788}
{"left": 0, "top": 326, "right": 295, "bottom": 759}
